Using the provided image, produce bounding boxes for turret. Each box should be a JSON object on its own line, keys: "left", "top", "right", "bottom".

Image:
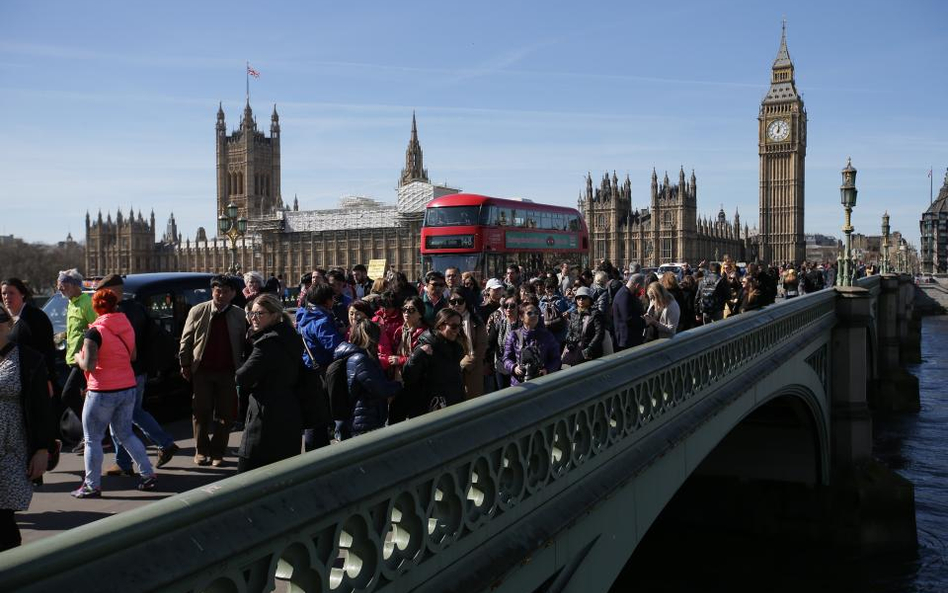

{"left": 271, "top": 104, "right": 280, "bottom": 136}
{"left": 216, "top": 102, "right": 226, "bottom": 133}
{"left": 293, "top": 194, "right": 299, "bottom": 211}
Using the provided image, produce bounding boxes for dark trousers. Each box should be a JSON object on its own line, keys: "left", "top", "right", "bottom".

{"left": 303, "top": 426, "right": 331, "bottom": 451}
{"left": 0, "top": 509, "right": 20, "bottom": 552}
{"left": 62, "top": 365, "right": 86, "bottom": 417}
{"left": 191, "top": 370, "right": 237, "bottom": 459}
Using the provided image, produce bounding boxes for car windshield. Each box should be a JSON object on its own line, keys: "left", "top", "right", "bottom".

{"left": 42, "top": 293, "right": 69, "bottom": 335}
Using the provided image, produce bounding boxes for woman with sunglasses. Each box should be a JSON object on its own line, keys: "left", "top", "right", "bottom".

{"left": 403, "top": 309, "right": 466, "bottom": 413}
{"left": 447, "top": 289, "right": 487, "bottom": 399}
{"left": 485, "top": 296, "right": 520, "bottom": 392}
{"left": 503, "top": 303, "right": 561, "bottom": 385}
{"left": 387, "top": 296, "right": 427, "bottom": 422}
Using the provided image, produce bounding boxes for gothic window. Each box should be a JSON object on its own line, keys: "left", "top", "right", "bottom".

{"left": 661, "top": 239, "right": 672, "bottom": 261}
{"left": 238, "top": 172, "right": 244, "bottom": 195}
{"left": 663, "top": 211, "right": 672, "bottom": 227}
{"left": 597, "top": 214, "right": 605, "bottom": 228}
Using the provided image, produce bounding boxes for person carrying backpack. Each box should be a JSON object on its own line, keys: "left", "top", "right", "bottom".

{"left": 695, "top": 262, "right": 729, "bottom": 325}
{"left": 330, "top": 320, "right": 401, "bottom": 440}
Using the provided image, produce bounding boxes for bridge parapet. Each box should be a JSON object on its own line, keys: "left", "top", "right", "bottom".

{"left": 0, "top": 282, "right": 911, "bottom": 593}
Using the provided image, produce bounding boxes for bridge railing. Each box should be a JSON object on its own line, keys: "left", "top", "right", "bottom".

{"left": 0, "top": 288, "right": 841, "bottom": 593}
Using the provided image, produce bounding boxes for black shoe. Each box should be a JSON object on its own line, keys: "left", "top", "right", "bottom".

{"left": 156, "top": 443, "right": 179, "bottom": 468}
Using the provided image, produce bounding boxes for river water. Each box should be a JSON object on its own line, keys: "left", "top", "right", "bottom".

{"left": 869, "top": 314, "right": 948, "bottom": 591}
{"left": 612, "top": 315, "right": 948, "bottom": 592}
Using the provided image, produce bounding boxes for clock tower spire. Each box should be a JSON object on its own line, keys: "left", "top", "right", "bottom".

{"left": 758, "top": 20, "right": 807, "bottom": 265}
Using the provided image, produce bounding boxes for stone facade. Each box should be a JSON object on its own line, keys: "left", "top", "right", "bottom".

{"left": 920, "top": 169, "right": 948, "bottom": 273}
{"left": 86, "top": 110, "right": 456, "bottom": 281}
{"left": 758, "top": 23, "right": 807, "bottom": 265}
{"left": 580, "top": 168, "right": 747, "bottom": 268}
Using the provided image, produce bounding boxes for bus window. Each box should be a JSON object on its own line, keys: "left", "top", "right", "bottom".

{"left": 425, "top": 206, "right": 481, "bottom": 227}
{"left": 480, "top": 206, "right": 498, "bottom": 226}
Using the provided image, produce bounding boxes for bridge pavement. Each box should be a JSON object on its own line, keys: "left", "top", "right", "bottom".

{"left": 19, "top": 419, "right": 243, "bottom": 546}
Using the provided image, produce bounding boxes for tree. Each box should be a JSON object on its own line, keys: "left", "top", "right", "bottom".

{"left": 0, "top": 239, "right": 86, "bottom": 296}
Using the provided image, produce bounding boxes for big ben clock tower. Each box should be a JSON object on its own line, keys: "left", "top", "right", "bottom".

{"left": 759, "top": 21, "right": 806, "bottom": 265}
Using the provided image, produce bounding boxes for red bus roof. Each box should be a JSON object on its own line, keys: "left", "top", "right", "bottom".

{"left": 428, "top": 193, "right": 582, "bottom": 214}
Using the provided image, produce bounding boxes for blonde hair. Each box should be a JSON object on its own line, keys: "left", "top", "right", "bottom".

{"left": 252, "top": 293, "right": 292, "bottom": 325}
{"left": 660, "top": 272, "right": 680, "bottom": 292}
{"left": 647, "top": 282, "right": 672, "bottom": 310}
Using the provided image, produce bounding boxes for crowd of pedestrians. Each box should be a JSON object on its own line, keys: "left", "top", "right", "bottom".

{"left": 0, "top": 255, "right": 841, "bottom": 551}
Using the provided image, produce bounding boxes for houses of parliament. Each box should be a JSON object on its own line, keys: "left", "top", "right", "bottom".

{"left": 86, "top": 26, "right": 806, "bottom": 280}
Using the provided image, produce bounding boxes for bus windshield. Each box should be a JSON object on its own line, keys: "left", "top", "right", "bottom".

{"left": 424, "top": 206, "right": 480, "bottom": 227}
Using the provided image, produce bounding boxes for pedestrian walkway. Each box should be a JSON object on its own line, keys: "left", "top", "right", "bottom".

{"left": 19, "top": 418, "right": 242, "bottom": 546}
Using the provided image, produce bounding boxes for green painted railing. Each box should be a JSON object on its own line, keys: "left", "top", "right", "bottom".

{"left": 0, "top": 287, "right": 845, "bottom": 593}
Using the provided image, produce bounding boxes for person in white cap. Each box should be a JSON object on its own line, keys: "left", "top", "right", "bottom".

{"left": 480, "top": 278, "right": 506, "bottom": 320}
{"left": 561, "top": 286, "right": 605, "bottom": 366}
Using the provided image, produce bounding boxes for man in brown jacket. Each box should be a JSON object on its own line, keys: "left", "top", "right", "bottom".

{"left": 179, "top": 275, "right": 246, "bottom": 466}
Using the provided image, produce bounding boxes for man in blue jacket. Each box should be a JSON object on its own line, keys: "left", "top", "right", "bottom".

{"left": 296, "top": 283, "right": 343, "bottom": 450}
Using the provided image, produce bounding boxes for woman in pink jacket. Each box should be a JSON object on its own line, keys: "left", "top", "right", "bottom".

{"left": 72, "top": 289, "right": 156, "bottom": 497}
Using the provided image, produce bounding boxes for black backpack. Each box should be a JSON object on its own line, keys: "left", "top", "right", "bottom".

{"left": 699, "top": 276, "right": 722, "bottom": 314}
{"left": 325, "top": 352, "right": 356, "bottom": 422}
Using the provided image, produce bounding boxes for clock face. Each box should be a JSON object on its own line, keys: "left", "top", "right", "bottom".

{"left": 767, "top": 119, "right": 790, "bottom": 142}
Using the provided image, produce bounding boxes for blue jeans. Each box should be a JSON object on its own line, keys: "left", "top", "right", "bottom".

{"left": 114, "top": 375, "right": 175, "bottom": 471}
{"left": 82, "top": 387, "right": 154, "bottom": 489}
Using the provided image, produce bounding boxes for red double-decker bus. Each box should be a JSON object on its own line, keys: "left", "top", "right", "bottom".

{"left": 421, "top": 193, "right": 589, "bottom": 279}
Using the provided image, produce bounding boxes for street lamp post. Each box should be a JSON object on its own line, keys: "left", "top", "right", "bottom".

{"left": 881, "top": 211, "right": 891, "bottom": 274}
{"left": 836, "top": 158, "right": 858, "bottom": 287}
{"left": 217, "top": 202, "right": 248, "bottom": 274}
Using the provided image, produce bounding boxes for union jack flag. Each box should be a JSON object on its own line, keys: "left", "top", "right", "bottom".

{"left": 247, "top": 65, "right": 260, "bottom": 78}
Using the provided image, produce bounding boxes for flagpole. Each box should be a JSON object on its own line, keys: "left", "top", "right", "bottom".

{"left": 932, "top": 166, "right": 934, "bottom": 205}
{"left": 245, "top": 60, "right": 249, "bottom": 104}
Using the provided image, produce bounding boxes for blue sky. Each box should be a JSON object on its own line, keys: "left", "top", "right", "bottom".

{"left": 2, "top": 0, "right": 946, "bottom": 247}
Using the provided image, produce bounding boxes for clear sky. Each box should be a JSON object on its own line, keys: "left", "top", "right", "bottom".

{"left": 2, "top": 0, "right": 946, "bottom": 247}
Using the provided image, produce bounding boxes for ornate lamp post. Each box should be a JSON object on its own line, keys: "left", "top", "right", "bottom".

{"left": 881, "top": 211, "right": 891, "bottom": 274}
{"left": 836, "top": 158, "right": 858, "bottom": 287}
{"left": 217, "top": 202, "right": 248, "bottom": 274}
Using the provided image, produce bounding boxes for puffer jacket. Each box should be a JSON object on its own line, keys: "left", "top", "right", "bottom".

{"left": 565, "top": 308, "right": 605, "bottom": 361}
{"left": 403, "top": 330, "right": 465, "bottom": 410}
{"left": 502, "top": 326, "right": 562, "bottom": 385}
{"left": 335, "top": 342, "right": 401, "bottom": 436}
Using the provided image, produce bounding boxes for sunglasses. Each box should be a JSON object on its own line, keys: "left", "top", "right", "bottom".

{"left": 246, "top": 310, "right": 270, "bottom": 319}
{"left": 503, "top": 303, "right": 518, "bottom": 309}
{"left": 449, "top": 298, "right": 465, "bottom": 305}
{"left": 524, "top": 310, "right": 538, "bottom": 317}
{"left": 402, "top": 306, "right": 417, "bottom": 314}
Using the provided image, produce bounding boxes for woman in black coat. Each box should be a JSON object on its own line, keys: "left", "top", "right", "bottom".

{"left": 236, "top": 294, "right": 303, "bottom": 473}
{"left": 402, "top": 309, "right": 466, "bottom": 415}
{"left": 0, "top": 304, "right": 51, "bottom": 551}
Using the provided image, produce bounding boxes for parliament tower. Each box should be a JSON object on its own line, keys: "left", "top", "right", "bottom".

{"left": 759, "top": 22, "right": 806, "bottom": 264}
{"left": 216, "top": 101, "right": 282, "bottom": 221}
